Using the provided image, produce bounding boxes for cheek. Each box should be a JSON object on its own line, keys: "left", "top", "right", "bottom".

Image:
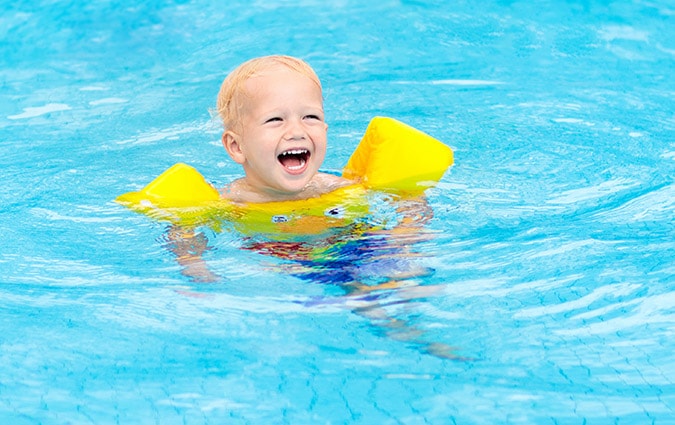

{"left": 313, "top": 126, "right": 328, "bottom": 144}
{"left": 313, "top": 143, "right": 327, "bottom": 164}
{"left": 242, "top": 131, "right": 272, "bottom": 156}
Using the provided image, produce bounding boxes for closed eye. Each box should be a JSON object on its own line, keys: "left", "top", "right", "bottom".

{"left": 265, "top": 117, "right": 283, "bottom": 123}
{"left": 304, "top": 114, "right": 322, "bottom": 121}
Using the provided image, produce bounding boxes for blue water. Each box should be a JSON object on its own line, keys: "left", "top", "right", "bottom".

{"left": 1, "top": 0, "right": 674, "bottom": 424}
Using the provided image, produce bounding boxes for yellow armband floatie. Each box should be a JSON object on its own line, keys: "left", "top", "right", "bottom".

{"left": 116, "top": 117, "right": 454, "bottom": 234}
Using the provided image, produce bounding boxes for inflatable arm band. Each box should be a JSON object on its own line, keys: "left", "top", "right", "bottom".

{"left": 116, "top": 117, "right": 453, "bottom": 233}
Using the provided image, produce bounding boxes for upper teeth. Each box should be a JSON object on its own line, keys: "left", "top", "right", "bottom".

{"left": 281, "top": 149, "right": 308, "bottom": 156}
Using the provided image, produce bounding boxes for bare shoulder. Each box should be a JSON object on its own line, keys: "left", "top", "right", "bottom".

{"left": 309, "top": 172, "right": 356, "bottom": 196}
{"left": 219, "top": 178, "right": 249, "bottom": 202}
{"left": 314, "top": 172, "right": 354, "bottom": 190}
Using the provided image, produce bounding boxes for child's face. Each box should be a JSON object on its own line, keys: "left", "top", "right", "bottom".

{"left": 223, "top": 66, "right": 328, "bottom": 198}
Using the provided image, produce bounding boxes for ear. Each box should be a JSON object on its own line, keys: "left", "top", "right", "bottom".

{"left": 222, "top": 131, "right": 246, "bottom": 164}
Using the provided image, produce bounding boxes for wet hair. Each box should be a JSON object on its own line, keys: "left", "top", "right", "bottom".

{"left": 216, "top": 55, "right": 322, "bottom": 131}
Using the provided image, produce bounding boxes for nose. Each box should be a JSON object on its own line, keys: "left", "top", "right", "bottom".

{"left": 283, "top": 118, "right": 306, "bottom": 140}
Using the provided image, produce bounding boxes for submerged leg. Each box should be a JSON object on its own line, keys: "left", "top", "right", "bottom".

{"left": 347, "top": 281, "right": 473, "bottom": 361}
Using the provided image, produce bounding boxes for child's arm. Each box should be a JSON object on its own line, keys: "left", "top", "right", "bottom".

{"left": 164, "top": 226, "right": 220, "bottom": 283}
{"left": 393, "top": 195, "right": 434, "bottom": 231}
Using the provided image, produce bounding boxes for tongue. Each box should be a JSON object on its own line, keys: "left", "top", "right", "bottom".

{"left": 280, "top": 154, "right": 305, "bottom": 170}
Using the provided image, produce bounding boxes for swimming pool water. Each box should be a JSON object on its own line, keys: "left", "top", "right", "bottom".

{"left": 1, "top": 0, "right": 674, "bottom": 424}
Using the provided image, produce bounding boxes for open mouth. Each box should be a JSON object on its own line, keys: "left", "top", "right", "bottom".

{"left": 278, "top": 149, "right": 310, "bottom": 171}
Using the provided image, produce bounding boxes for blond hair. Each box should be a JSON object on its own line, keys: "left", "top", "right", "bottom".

{"left": 216, "top": 55, "right": 322, "bottom": 130}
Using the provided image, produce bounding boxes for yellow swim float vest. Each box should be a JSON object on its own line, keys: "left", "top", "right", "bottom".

{"left": 116, "top": 117, "right": 454, "bottom": 235}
